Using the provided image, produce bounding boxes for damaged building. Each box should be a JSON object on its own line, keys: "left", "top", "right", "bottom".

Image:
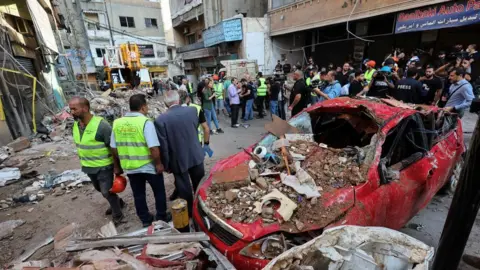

{"left": 0, "top": 0, "right": 66, "bottom": 146}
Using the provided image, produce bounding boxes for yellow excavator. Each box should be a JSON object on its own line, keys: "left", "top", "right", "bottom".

{"left": 104, "top": 43, "right": 152, "bottom": 90}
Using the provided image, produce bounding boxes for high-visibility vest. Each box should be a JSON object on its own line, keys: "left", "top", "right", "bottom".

{"left": 189, "top": 103, "right": 203, "bottom": 143}
{"left": 306, "top": 77, "right": 311, "bottom": 86}
{"left": 257, "top": 78, "right": 267, "bottom": 97}
{"left": 365, "top": 69, "right": 375, "bottom": 83}
{"left": 73, "top": 116, "right": 113, "bottom": 168}
{"left": 112, "top": 115, "right": 152, "bottom": 170}
{"left": 187, "top": 82, "right": 193, "bottom": 93}
{"left": 214, "top": 83, "right": 223, "bottom": 99}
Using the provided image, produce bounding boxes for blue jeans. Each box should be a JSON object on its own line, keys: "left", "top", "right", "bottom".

{"left": 204, "top": 108, "right": 220, "bottom": 130}
{"left": 216, "top": 99, "right": 225, "bottom": 110}
{"left": 311, "top": 95, "right": 319, "bottom": 105}
{"left": 270, "top": 100, "right": 279, "bottom": 117}
{"left": 244, "top": 99, "right": 254, "bottom": 121}
{"left": 224, "top": 99, "right": 231, "bottom": 114}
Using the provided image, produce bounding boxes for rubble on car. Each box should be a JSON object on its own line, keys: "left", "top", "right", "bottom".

{"left": 263, "top": 226, "right": 434, "bottom": 270}
{"left": 204, "top": 110, "right": 378, "bottom": 229}
{"left": 9, "top": 221, "right": 234, "bottom": 270}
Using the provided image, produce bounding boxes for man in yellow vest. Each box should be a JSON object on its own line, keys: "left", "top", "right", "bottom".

{"left": 69, "top": 97, "right": 125, "bottom": 224}
{"left": 213, "top": 76, "right": 228, "bottom": 117}
{"left": 256, "top": 72, "right": 267, "bottom": 118}
{"left": 364, "top": 60, "right": 376, "bottom": 85}
{"left": 111, "top": 94, "right": 169, "bottom": 227}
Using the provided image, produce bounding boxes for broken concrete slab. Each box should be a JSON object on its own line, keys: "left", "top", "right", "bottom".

{"left": 212, "top": 163, "right": 250, "bottom": 185}
{"left": 7, "top": 137, "right": 31, "bottom": 152}
{"left": 256, "top": 177, "right": 268, "bottom": 190}
{"left": 224, "top": 189, "right": 239, "bottom": 202}
{"left": 265, "top": 115, "right": 299, "bottom": 138}
{"left": 254, "top": 189, "right": 297, "bottom": 221}
{"left": 280, "top": 163, "right": 320, "bottom": 199}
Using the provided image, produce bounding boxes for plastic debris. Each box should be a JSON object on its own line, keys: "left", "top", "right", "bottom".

{"left": 0, "top": 168, "right": 21, "bottom": 186}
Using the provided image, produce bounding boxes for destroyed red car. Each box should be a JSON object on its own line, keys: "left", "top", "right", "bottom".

{"left": 193, "top": 98, "right": 464, "bottom": 269}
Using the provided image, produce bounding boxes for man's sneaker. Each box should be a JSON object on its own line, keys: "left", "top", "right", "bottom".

{"left": 156, "top": 212, "right": 172, "bottom": 223}
{"left": 234, "top": 124, "right": 240, "bottom": 127}
{"left": 217, "top": 128, "right": 224, "bottom": 133}
{"left": 105, "top": 198, "right": 126, "bottom": 216}
{"left": 231, "top": 125, "right": 238, "bottom": 128}
{"left": 211, "top": 130, "right": 218, "bottom": 135}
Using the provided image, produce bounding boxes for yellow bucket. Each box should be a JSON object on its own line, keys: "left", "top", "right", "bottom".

{"left": 171, "top": 199, "right": 189, "bottom": 230}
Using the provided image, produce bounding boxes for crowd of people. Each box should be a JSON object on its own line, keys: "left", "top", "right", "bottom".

{"left": 281, "top": 44, "right": 478, "bottom": 119}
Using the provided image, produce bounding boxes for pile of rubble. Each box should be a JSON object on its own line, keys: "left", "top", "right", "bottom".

{"left": 90, "top": 89, "right": 168, "bottom": 122}
{"left": 6, "top": 220, "right": 233, "bottom": 270}
{"left": 204, "top": 117, "right": 371, "bottom": 230}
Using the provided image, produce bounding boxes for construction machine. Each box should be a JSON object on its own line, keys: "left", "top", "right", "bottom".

{"left": 103, "top": 43, "right": 152, "bottom": 90}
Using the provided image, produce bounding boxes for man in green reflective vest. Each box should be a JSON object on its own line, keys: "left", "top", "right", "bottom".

{"left": 256, "top": 72, "right": 267, "bottom": 118}
{"left": 213, "top": 77, "right": 228, "bottom": 117}
{"left": 111, "top": 94, "right": 169, "bottom": 227}
{"left": 69, "top": 97, "right": 125, "bottom": 224}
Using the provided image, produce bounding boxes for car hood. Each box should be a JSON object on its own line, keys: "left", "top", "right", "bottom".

{"left": 197, "top": 144, "right": 356, "bottom": 242}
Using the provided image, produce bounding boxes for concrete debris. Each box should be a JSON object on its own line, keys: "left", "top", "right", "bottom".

{"left": 7, "top": 137, "right": 31, "bottom": 152}
{"left": 280, "top": 169, "right": 320, "bottom": 199}
{"left": 0, "top": 167, "right": 21, "bottom": 186}
{"left": 212, "top": 163, "right": 250, "bottom": 186}
{"left": 224, "top": 189, "right": 239, "bottom": 202}
{"left": 10, "top": 259, "right": 50, "bottom": 270}
{"left": 254, "top": 189, "right": 298, "bottom": 222}
{"left": 264, "top": 226, "right": 434, "bottom": 270}
{"left": 255, "top": 177, "right": 269, "bottom": 189}
{"left": 0, "top": 146, "right": 14, "bottom": 164}
{"left": 0, "top": 219, "right": 25, "bottom": 240}
{"left": 44, "top": 169, "right": 90, "bottom": 188}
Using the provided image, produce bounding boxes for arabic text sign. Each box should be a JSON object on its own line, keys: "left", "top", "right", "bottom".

{"left": 395, "top": 0, "right": 480, "bottom": 33}
{"left": 204, "top": 18, "right": 243, "bottom": 47}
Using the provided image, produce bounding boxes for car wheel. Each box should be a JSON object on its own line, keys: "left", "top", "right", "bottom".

{"left": 449, "top": 153, "right": 465, "bottom": 192}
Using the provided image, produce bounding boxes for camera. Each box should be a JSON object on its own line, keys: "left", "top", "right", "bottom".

{"left": 310, "top": 79, "right": 321, "bottom": 89}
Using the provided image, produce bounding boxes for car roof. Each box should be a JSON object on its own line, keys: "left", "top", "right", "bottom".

{"left": 306, "top": 97, "right": 422, "bottom": 121}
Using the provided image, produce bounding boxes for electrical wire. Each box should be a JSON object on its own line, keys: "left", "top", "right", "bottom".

{"left": 346, "top": 0, "right": 374, "bottom": 43}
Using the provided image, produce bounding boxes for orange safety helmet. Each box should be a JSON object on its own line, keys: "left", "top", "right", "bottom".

{"left": 110, "top": 175, "right": 127, "bottom": 193}
{"left": 212, "top": 74, "right": 219, "bottom": 81}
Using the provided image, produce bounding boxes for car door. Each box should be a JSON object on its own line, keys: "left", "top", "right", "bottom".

{"left": 377, "top": 114, "right": 437, "bottom": 229}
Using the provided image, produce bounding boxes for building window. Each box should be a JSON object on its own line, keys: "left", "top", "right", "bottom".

{"left": 15, "top": 17, "right": 28, "bottom": 33}
{"left": 144, "top": 18, "right": 158, "bottom": 28}
{"left": 95, "top": 48, "right": 106, "bottom": 57}
{"left": 167, "top": 48, "right": 173, "bottom": 60}
{"left": 85, "top": 13, "right": 100, "bottom": 30}
{"left": 186, "top": 34, "right": 196, "bottom": 44}
{"left": 119, "top": 16, "right": 135, "bottom": 28}
{"left": 64, "top": 46, "right": 71, "bottom": 50}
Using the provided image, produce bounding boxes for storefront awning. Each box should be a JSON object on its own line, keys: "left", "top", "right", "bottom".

{"left": 180, "top": 47, "right": 217, "bottom": 60}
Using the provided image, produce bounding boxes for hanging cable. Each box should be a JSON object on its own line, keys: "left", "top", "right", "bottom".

{"left": 346, "top": 0, "right": 374, "bottom": 43}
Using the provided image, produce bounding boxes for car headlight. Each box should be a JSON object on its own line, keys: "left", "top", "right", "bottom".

{"left": 239, "top": 234, "right": 287, "bottom": 260}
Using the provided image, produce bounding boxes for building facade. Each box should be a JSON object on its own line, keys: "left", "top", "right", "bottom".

{"left": 267, "top": 0, "right": 480, "bottom": 74}
{"left": 0, "top": 0, "right": 66, "bottom": 145}
{"left": 170, "top": 0, "right": 269, "bottom": 84}
{"left": 53, "top": 0, "right": 169, "bottom": 89}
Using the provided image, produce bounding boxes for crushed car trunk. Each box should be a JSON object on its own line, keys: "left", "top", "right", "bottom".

{"left": 263, "top": 226, "right": 434, "bottom": 270}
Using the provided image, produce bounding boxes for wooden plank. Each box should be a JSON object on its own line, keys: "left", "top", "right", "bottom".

{"left": 66, "top": 232, "right": 209, "bottom": 252}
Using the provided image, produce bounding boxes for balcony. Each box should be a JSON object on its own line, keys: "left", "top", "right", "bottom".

{"left": 86, "top": 29, "right": 111, "bottom": 41}
{"left": 172, "top": 4, "right": 204, "bottom": 27}
{"left": 177, "top": 42, "right": 205, "bottom": 53}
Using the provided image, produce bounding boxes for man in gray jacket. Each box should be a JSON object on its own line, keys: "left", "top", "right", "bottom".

{"left": 154, "top": 90, "right": 206, "bottom": 217}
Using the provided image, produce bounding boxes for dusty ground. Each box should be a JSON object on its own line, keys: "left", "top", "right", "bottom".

{"left": 0, "top": 106, "right": 479, "bottom": 269}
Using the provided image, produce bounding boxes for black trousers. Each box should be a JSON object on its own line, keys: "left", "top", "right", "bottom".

{"left": 240, "top": 99, "right": 246, "bottom": 119}
{"left": 88, "top": 167, "right": 122, "bottom": 218}
{"left": 127, "top": 173, "right": 167, "bottom": 223}
{"left": 173, "top": 163, "right": 205, "bottom": 217}
{"left": 231, "top": 104, "right": 240, "bottom": 126}
{"left": 257, "top": 96, "right": 265, "bottom": 117}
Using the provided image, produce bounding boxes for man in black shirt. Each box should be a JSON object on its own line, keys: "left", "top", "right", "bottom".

{"left": 419, "top": 65, "right": 443, "bottom": 105}
{"left": 392, "top": 68, "right": 423, "bottom": 104}
{"left": 336, "top": 62, "right": 352, "bottom": 86}
{"left": 361, "top": 66, "right": 396, "bottom": 98}
{"left": 283, "top": 61, "right": 292, "bottom": 74}
{"left": 268, "top": 78, "right": 281, "bottom": 117}
{"left": 288, "top": 70, "right": 308, "bottom": 117}
{"left": 349, "top": 71, "right": 366, "bottom": 97}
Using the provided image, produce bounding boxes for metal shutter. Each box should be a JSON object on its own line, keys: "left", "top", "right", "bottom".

{"left": 14, "top": 57, "right": 37, "bottom": 77}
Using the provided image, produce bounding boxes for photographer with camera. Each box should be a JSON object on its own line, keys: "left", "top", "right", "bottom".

{"left": 359, "top": 66, "right": 395, "bottom": 98}
{"left": 392, "top": 68, "right": 423, "bottom": 104}
{"left": 311, "top": 70, "right": 342, "bottom": 102}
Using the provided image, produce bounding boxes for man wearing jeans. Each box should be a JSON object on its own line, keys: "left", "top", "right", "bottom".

{"left": 213, "top": 78, "right": 227, "bottom": 117}
{"left": 241, "top": 78, "right": 254, "bottom": 121}
{"left": 228, "top": 79, "right": 241, "bottom": 127}
{"left": 111, "top": 94, "right": 169, "bottom": 227}
{"left": 268, "top": 78, "right": 280, "bottom": 117}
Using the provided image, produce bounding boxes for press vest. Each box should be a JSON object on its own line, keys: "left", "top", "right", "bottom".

{"left": 365, "top": 69, "right": 376, "bottom": 83}
{"left": 214, "top": 83, "right": 224, "bottom": 99}
{"left": 73, "top": 116, "right": 113, "bottom": 168}
{"left": 258, "top": 78, "right": 267, "bottom": 97}
{"left": 189, "top": 103, "right": 203, "bottom": 143}
{"left": 112, "top": 115, "right": 152, "bottom": 170}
